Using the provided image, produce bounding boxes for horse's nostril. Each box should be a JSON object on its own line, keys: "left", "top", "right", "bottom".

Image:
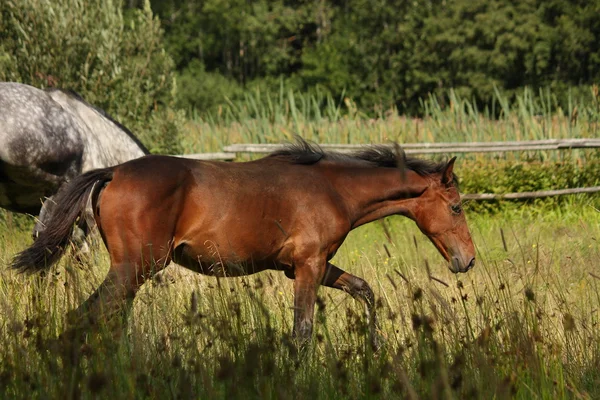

{"left": 467, "top": 258, "right": 476, "bottom": 271}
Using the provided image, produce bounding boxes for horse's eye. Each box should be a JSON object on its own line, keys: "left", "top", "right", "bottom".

{"left": 451, "top": 204, "right": 462, "bottom": 215}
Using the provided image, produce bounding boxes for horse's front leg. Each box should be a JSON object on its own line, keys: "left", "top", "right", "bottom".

{"left": 292, "top": 256, "right": 327, "bottom": 346}
{"left": 321, "top": 262, "right": 382, "bottom": 351}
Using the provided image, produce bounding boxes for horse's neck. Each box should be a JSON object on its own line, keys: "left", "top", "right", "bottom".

{"left": 51, "top": 93, "right": 147, "bottom": 169}
{"left": 325, "top": 165, "right": 429, "bottom": 229}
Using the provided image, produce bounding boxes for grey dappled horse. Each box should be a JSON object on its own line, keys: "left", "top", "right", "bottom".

{"left": 0, "top": 82, "right": 149, "bottom": 237}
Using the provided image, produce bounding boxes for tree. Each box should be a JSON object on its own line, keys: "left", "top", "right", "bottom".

{"left": 0, "top": 0, "right": 184, "bottom": 153}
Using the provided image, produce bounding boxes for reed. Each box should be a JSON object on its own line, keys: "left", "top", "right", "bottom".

{"left": 181, "top": 85, "right": 600, "bottom": 159}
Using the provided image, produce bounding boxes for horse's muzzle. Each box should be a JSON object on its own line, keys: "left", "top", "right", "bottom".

{"left": 450, "top": 256, "right": 476, "bottom": 273}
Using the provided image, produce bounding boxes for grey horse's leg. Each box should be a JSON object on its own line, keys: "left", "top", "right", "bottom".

{"left": 34, "top": 195, "right": 95, "bottom": 257}
{"left": 33, "top": 196, "right": 57, "bottom": 238}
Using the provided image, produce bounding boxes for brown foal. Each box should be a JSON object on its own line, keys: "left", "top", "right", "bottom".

{"left": 13, "top": 139, "right": 475, "bottom": 346}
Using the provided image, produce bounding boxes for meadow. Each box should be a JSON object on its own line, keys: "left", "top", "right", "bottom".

{"left": 0, "top": 89, "right": 599, "bottom": 399}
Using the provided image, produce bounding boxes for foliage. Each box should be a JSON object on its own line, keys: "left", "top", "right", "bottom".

{"left": 175, "top": 59, "right": 244, "bottom": 113}
{"left": 146, "top": 0, "right": 600, "bottom": 115}
{"left": 0, "top": 0, "right": 184, "bottom": 154}
{"left": 460, "top": 158, "right": 600, "bottom": 213}
{"left": 461, "top": 160, "right": 600, "bottom": 195}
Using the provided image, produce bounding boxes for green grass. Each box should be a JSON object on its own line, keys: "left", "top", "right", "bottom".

{"left": 0, "top": 203, "right": 599, "bottom": 399}
{"left": 180, "top": 86, "right": 600, "bottom": 157}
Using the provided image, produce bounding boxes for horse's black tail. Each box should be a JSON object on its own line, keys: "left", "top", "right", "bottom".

{"left": 11, "top": 168, "right": 114, "bottom": 273}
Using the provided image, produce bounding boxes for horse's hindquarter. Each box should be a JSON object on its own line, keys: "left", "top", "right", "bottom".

{"left": 0, "top": 83, "right": 84, "bottom": 165}
{"left": 95, "top": 156, "right": 192, "bottom": 269}
{"left": 0, "top": 83, "right": 84, "bottom": 212}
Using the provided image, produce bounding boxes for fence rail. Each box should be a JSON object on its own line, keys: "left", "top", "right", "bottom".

{"left": 179, "top": 138, "right": 600, "bottom": 160}
{"left": 178, "top": 139, "right": 600, "bottom": 201}
{"left": 221, "top": 138, "right": 600, "bottom": 155}
{"left": 462, "top": 186, "right": 600, "bottom": 201}
{"left": 175, "top": 152, "right": 236, "bottom": 161}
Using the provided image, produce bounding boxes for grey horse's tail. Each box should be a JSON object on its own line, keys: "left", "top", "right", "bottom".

{"left": 12, "top": 168, "right": 114, "bottom": 273}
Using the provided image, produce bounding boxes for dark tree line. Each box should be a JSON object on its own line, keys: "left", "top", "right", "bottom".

{"left": 140, "top": 0, "right": 600, "bottom": 114}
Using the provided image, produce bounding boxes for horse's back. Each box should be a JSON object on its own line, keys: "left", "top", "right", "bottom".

{"left": 0, "top": 82, "right": 83, "bottom": 164}
{"left": 105, "top": 154, "right": 344, "bottom": 223}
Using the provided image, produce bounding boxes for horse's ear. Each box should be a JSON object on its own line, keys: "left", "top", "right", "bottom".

{"left": 394, "top": 143, "right": 407, "bottom": 181}
{"left": 441, "top": 157, "right": 457, "bottom": 186}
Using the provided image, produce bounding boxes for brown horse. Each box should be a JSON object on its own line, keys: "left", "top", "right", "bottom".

{"left": 12, "top": 139, "right": 475, "bottom": 346}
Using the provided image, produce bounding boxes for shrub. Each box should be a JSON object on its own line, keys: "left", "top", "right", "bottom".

{"left": 460, "top": 157, "right": 600, "bottom": 213}
{"left": 0, "top": 0, "right": 184, "bottom": 154}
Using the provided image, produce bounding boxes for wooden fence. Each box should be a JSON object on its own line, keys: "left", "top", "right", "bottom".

{"left": 221, "top": 138, "right": 600, "bottom": 155}
{"left": 175, "top": 152, "right": 235, "bottom": 161}
{"left": 461, "top": 186, "right": 600, "bottom": 201}
{"left": 178, "top": 138, "right": 600, "bottom": 200}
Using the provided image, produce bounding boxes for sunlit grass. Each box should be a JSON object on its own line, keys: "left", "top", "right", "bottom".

{"left": 0, "top": 204, "right": 598, "bottom": 399}
{"left": 181, "top": 87, "right": 600, "bottom": 159}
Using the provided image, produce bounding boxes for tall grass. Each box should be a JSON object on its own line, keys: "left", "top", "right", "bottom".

{"left": 0, "top": 205, "right": 599, "bottom": 399}
{"left": 181, "top": 85, "right": 600, "bottom": 155}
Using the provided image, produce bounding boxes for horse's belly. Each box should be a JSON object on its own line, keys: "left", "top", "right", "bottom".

{"left": 0, "top": 160, "right": 64, "bottom": 213}
{"left": 172, "top": 242, "right": 279, "bottom": 277}
{"left": 0, "top": 182, "right": 46, "bottom": 214}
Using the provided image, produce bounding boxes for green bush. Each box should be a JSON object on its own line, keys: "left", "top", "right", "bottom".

{"left": 0, "top": 0, "right": 184, "bottom": 154}
{"left": 459, "top": 157, "right": 600, "bottom": 213}
{"left": 176, "top": 59, "right": 244, "bottom": 114}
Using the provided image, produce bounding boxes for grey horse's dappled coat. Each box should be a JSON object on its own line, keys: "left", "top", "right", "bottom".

{"left": 0, "top": 82, "right": 148, "bottom": 233}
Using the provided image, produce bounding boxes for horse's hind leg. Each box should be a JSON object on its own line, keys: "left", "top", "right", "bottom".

{"left": 67, "top": 256, "right": 167, "bottom": 334}
{"left": 58, "top": 262, "right": 151, "bottom": 372}
{"left": 321, "top": 262, "right": 382, "bottom": 351}
{"left": 69, "top": 265, "right": 140, "bottom": 326}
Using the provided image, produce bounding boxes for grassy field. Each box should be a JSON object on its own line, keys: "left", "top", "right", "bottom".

{"left": 0, "top": 204, "right": 599, "bottom": 399}
{"left": 1, "top": 89, "right": 599, "bottom": 399}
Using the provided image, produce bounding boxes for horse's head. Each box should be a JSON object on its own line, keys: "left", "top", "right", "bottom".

{"left": 409, "top": 157, "right": 475, "bottom": 273}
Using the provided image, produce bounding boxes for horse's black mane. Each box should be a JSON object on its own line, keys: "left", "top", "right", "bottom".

{"left": 269, "top": 138, "right": 457, "bottom": 181}
{"left": 46, "top": 88, "right": 150, "bottom": 155}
